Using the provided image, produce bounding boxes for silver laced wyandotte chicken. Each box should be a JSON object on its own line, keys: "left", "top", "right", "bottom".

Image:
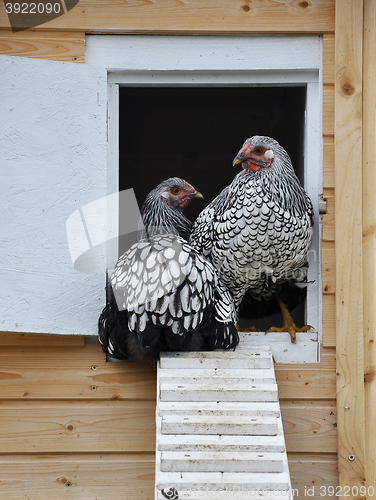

{"left": 189, "top": 136, "right": 314, "bottom": 343}
{"left": 98, "top": 177, "right": 239, "bottom": 364}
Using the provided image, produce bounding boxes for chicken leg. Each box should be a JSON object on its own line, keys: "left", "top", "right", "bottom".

{"left": 267, "top": 299, "right": 312, "bottom": 343}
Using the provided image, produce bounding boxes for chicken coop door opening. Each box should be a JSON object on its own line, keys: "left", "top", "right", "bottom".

{"left": 118, "top": 86, "right": 306, "bottom": 331}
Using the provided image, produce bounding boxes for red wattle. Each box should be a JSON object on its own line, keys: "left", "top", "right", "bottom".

{"left": 248, "top": 160, "right": 260, "bottom": 172}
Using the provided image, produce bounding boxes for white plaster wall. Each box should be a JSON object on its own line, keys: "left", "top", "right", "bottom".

{"left": 0, "top": 55, "right": 107, "bottom": 334}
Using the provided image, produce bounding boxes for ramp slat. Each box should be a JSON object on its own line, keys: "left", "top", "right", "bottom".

{"left": 161, "top": 415, "right": 278, "bottom": 436}
{"left": 160, "top": 383, "right": 278, "bottom": 402}
{"left": 160, "top": 451, "right": 284, "bottom": 473}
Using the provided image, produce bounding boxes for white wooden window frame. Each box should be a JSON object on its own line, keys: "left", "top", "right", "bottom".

{"left": 86, "top": 35, "right": 323, "bottom": 363}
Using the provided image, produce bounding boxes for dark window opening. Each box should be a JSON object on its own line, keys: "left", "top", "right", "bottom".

{"left": 119, "top": 86, "right": 307, "bottom": 330}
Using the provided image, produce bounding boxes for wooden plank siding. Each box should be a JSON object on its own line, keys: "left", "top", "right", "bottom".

{"left": 0, "top": 1, "right": 342, "bottom": 497}
{"left": 0, "top": 29, "right": 85, "bottom": 62}
{"left": 0, "top": 336, "right": 337, "bottom": 498}
{"left": 289, "top": 453, "right": 338, "bottom": 499}
{"left": 0, "top": 454, "right": 155, "bottom": 500}
{"left": 0, "top": 336, "right": 156, "bottom": 499}
{"left": 0, "top": 1, "right": 335, "bottom": 34}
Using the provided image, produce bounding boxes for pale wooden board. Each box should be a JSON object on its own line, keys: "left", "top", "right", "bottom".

{"left": 322, "top": 188, "right": 335, "bottom": 242}
{"left": 288, "top": 453, "right": 339, "bottom": 499}
{"left": 0, "top": 399, "right": 337, "bottom": 455}
{"left": 0, "top": 29, "right": 85, "bottom": 62}
{"left": 321, "top": 241, "right": 335, "bottom": 294}
{"left": 0, "top": 332, "right": 84, "bottom": 347}
{"left": 323, "top": 34, "right": 335, "bottom": 85}
{"left": 0, "top": 453, "right": 335, "bottom": 500}
{"left": 275, "top": 365, "right": 336, "bottom": 400}
{"left": 0, "top": 454, "right": 155, "bottom": 500}
{"left": 323, "top": 140, "right": 335, "bottom": 188}
{"left": 160, "top": 451, "right": 284, "bottom": 473}
{"left": 0, "top": 344, "right": 157, "bottom": 400}
{"left": 0, "top": 343, "right": 336, "bottom": 400}
{"left": 323, "top": 86, "right": 334, "bottom": 136}
{"left": 0, "top": 1, "right": 335, "bottom": 33}
{"left": 281, "top": 402, "right": 337, "bottom": 453}
{"left": 334, "top": 0, "right": 365, "bottom": 490}
{"left": 0, "top": 400, "right": 156, "bottom": 453}
{"left": 323, "top": 294, "right": 336, "bottom": 348}
{"left": 317, "top": 347, "right": 336, "bottom": 369}
{"left": 363, "top": 0, "right": 376, "bottom": 495}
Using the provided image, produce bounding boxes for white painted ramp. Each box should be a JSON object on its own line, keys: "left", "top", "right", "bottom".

{"left": 155, "top": 346, "right": 293, "bottom": 500}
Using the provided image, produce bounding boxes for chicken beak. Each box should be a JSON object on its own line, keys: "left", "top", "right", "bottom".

{"left": 233, "top": 157, "right": 242, "bottom": 166}
{"left": 190, "top": 190, "right": 204, "bottom": 199}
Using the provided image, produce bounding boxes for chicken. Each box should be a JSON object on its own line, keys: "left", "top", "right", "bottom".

{"left": 98, "top": 177, "right": 238, "bottom": 363}
{"left": 189, "top": 136, "right": 314, "bottom": 343}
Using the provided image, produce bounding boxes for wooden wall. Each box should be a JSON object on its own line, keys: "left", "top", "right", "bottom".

{"left": 0, "top": 334, "right": 156, "bottom": 499}
{"left": 0, "top": 334, "right": 337, "bottom": 499}
{"left": 0, "top": 1, "right": 352, "bottom": 498}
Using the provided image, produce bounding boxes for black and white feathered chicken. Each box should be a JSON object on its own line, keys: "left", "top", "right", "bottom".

{"left": 98, "top": 177, "right": 239, "bottom": 363}
{"left": 189, "top": 136, "right": 314, "bottom": 343}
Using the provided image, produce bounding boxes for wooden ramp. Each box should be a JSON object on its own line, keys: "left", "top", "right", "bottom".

{"left": 155, "top": 346, "right": 293, "bottom": 500}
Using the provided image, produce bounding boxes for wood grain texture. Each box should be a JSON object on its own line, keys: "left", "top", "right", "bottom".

{"left": 323, "top": 140, "right": 335, "bottom": 188}
{"left": 323, "top": 34, "right": 335, "bottom": 85}
{"left": 0, "top": 1, "right": 335, "bottom": 33}
{"left": 363, "top": 0, "right": 376, "bottom": 496}
{"left": 319, "top": 347, "right": 336, "bottom": 369}
{"left": 0, "top": 344, "right": 157, "bottom": 400}
{"left": 0, "top": 454, "right": 155, "bottom": 500}
{"left": 335, "top": 0, "right": 365, "bottom": 490}
{"left": 323, "top": 86, "right": 335, "bottom": 136}
{"left": 0, "top": 400, "right": 156, "bottom": 453}
{"left": 0, "top": 333, "right": 84, "bottom": 347}
{"left": 0, "top": 402, "right": 337, "bottom": 468}
{"left": 0, "top": 453, "right": 337, "bottom": 500}
{"left": 0, "top": 338, "right": 338, "bottom": 496}
{"left": 281, "top": 401, "right": 337, "bottom": 453}
{"left": 276, "top": 370, "right": 336, "bottom": 400}
{"left": 289, "top": 453, "right": 338, "bottom": 499}
{"left": 0, "top": 29, "right": 84, "bottom": 62}
{"left": 322, "top": 32, "right": 335, "bottom": 357}
{"left": 323, "top": 294, "right": 336, "bottom": 348}
{"left": 322, "top": 241, "right": 335, "bottom": 294}
{"left": 275, "top": 361, "right": 336, "bottom": 400}
{"left": 322, "top": 188, "right": 335, "bottom": 242}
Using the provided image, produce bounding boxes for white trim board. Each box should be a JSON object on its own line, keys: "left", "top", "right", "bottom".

{"left": 85, "top": 35, "right": 321, "bottom": 72}
{"left": 85, "top": 35, "right": 323, "bottom": 363}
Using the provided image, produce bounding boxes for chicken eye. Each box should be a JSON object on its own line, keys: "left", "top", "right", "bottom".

{"left": 171, "top": 187, "right": 181, "bottom": 195}
{"left": 254, "top": 147, "right": 264, "bottom": 155}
